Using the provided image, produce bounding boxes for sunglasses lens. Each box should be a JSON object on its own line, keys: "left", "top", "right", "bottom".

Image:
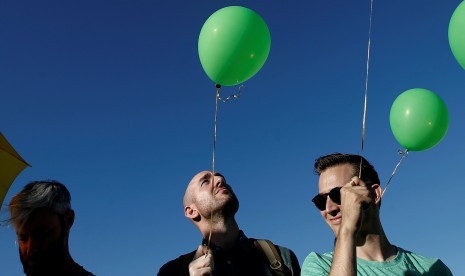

{"left": 312, "top": 187, "right": 342, "bottom": 211}
{"left": 312, "top": 195, "right": 327, "bottom": 211}
{"left": 329, "top": 187, "right": 342, "bottom": 205}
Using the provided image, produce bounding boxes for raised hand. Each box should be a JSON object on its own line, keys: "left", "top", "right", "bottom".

{"left": 188, "top": 245, "right": 214, "bottom": 276}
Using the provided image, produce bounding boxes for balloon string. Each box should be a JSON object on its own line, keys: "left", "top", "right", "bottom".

{"left": 382, "top": 149, "right": 409, "bottom": 197}
{"left": 218, "top": 85, "right": 244, "bottom": 102}
{"left": 205, "top": 84, "right": 221, "bottom": 255}
{"left": 205, "top": 84, "right": 242, "bottom": 255}
{"left": 359, "top": 0, "right": 374, "bottom": 178}
{"left": 212, "top": 84, "right": 220, "bottom": 188}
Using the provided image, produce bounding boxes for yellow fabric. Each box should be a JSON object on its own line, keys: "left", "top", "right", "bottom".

{"left": 0, "top": 132, "right": 29, "bottom": 211}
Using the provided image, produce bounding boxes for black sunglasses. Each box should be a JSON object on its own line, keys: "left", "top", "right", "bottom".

{"left": 312, "top": 187, "right": 342, "bottom": 211}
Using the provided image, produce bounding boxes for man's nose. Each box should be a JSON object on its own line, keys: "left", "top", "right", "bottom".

{"left": 213, "top": 176, "right": 224, "bottom": 187}
{"left": 25, "top": 238, "right": 39, "bottom": 256}
{"left": 325, "top": 196, "right": 339, "bottom": 213}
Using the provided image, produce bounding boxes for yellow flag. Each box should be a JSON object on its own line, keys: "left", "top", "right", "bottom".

{"left": 0, "top": 132, "right": 30, "bottom": 211}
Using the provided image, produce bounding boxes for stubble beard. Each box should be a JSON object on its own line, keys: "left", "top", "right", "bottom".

{"left": 199, "top": 191, "right": 240, "bottom": 220}
{"left": 20, "top": 232, "right": 67, "bottom": 276}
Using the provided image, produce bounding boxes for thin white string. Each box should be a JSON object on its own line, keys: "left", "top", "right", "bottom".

{"left": 205, "top": 84, "right": 244, "bottom": 255}
{"left": 218, "top": 85, "right": 243, "bottom": 102}
{"left": 212, "top": 85, "right": 220, "bottom": 179}
{"left": 206, "top": 85, "right": 221, "bottom": 254}
{"left": 359, "top": 0, "right": 374, "bottom": 178}
{"left": 382, "top": 150, "right": 409, "bottom": 197}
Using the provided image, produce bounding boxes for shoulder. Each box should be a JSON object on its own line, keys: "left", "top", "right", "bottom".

{"left": 72, "top": 266, "right": 96, "bottom": 276}
{"left": 275, "top": 244, "right": 298, "bottom": 259}
{"left": 158, "top": 250, "right": 196, "bottom": 276}
{"left": 303, "top": 251, "right": 334, "bottom": 264}
{"left": 81, "top": 270, "right": 96, "bottom": 276}
{"left": 301, "top": 251, "right": 333, "bottom": 275}
{"left": 252, "top": 239, "right": 301, "bottom": 276}
{"left": 274, "top": 244, "right": 301, "bottom": 276}
{"left": 397, "top": 247, "right": 453, "bottom": 275}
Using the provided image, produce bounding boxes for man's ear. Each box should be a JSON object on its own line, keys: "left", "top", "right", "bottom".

{"left": 185, "top": 205, "right": 200, "bottom": 221}
{"left": 64, "top": 210, "right": 75, "bottom": 231}
{"left": 371, "top": 184, "right": 382, "bottom": 205}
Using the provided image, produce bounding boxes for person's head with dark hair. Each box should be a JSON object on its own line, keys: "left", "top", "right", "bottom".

{"left": 311, "top": 153, "right": 383, "bottom": 237}
{"left": 9, "top": 180, "right": 72, "bottom": 230}
{"left": 8, "top": 180, "right": 94, "bottom": 276}
{"left": 314, "top": 153, "right": 380, "bottom": 187}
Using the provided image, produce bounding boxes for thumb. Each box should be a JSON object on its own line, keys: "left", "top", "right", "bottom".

{"left": 193, "top": 244, "right": 210, "bottom": 260}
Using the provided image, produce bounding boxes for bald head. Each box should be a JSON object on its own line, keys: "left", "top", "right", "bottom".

{"left": 183, "top": 171, "right": 240, "bottom": 223}
{"left": 183, "top": 178, "right": 196, "bottom": 208}
{"left": 183, "top": 171, "right": 224, "bottom": 207}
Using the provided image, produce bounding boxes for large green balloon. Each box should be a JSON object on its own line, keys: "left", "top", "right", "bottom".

{"left": 390, "top": 88, "right": 449, "bottom": 151}
{"left": 449, "top": 1, "right": 465, "bottom": 70}
{"left": 198, "top": 6, "right": 271, "bottom": 86}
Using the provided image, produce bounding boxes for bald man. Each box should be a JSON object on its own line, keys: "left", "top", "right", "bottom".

{"left": 158, "top": 171, "right": 300, "bottom": 276}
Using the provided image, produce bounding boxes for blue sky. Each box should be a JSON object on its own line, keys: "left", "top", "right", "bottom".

{"left": 1, "top": 0, "right": 464, "bottom": 275}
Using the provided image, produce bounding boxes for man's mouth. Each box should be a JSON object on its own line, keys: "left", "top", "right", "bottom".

{"left": 26, "top": 253, "right": 45, "bottom": 266}
{"left": 330, "top": 216, "right": 342, "bottom": 224}
{"left": 215, "top": 187, "right": 229, "bottom": 194}
{"left": 28, "top": 258, "right": 42, "bottom": 266}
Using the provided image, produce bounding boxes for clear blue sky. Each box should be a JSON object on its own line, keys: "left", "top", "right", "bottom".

{"left": 1, "top": 0, "right": 464, "bottom": 275}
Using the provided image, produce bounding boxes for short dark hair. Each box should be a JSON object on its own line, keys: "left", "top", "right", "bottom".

{"left": 314, "top": 153, "right": 380, "bottom": 187}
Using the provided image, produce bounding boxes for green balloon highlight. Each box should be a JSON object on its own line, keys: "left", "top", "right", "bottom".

{"left": 449, "top": 1, "right": 465, "bottom": 70}
{"left": 390, "top": 88, "right": 449, "bottom": 151}
{"left": 198, "top": 6, "right": 271, "bottom": 86}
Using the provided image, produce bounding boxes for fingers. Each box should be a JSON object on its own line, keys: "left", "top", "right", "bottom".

{"left": 189, "top": 245, "right": 214, "bottom": 276}
{"left": 194, "top": 245, "right": 205, "bottom": 260}
{"left": 338, "top": 177, "right": 376, "bottom": 234}
{"left": 193, "top": 245, "right": 208, "bottom": 259}
{"left": 346, "top": 176, "right": 364, "bottom": 187}
{"left": 189, "top": 267, "right": 213, "bottom": 276}
{"left": 342, "top": 177, "right": 373, "bottom": 207}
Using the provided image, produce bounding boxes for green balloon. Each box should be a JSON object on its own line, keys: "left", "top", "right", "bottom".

{"left": 198, "top": 6, "right": 271, "bottom": 86}
{"left": 449, "top": 1, "right": 465, "bottom": 70}
{"left": 390, "top": 88, "right": 449, "bottom": 151}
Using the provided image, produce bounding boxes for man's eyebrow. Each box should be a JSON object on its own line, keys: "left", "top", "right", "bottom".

{"left": 198, "top": 174, "right": 211, "bottom": 183}
{"left": 214, "top": 172, "right": 224, "bottom": 179}
{"left": 198, "top": 172, "right": 225, "bottom": 184}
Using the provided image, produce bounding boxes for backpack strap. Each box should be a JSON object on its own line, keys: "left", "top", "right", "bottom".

{"left": 253, "top": 239, "right": 292, "bottom": 276}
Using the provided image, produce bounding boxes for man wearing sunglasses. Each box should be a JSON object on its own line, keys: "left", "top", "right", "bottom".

{"left": 301, "top": 153, "right": 452, "bottom": 275}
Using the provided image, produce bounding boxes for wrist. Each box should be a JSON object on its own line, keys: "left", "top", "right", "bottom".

{"left": 338, "top": 225, "right": 358, "bottom": 238}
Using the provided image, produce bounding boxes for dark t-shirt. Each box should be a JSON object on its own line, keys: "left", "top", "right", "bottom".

{"left": 70, "top": 265, "right": 95, "bottom": 276}
{"left": 158, "top": 231, "right": 300, "bottom": 276}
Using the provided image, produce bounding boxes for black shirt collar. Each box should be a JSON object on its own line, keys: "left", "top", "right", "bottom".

{"left": 201, "top": 230, "right": 252, "bottom": 253}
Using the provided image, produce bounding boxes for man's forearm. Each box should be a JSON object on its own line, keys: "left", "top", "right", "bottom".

{"left": 329, "top": 229, "right": 357, "bottom": 276}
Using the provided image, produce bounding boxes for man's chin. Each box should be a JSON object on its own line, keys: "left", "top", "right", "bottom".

{"left": 23, "top": 262, "right": 57, "bottom": 276}
{"left": 23, "top": 266, "right": 43, "bottom": 276}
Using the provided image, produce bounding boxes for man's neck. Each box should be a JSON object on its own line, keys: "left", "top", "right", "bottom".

{"left": 201, "top": 218, "right": 240, "bottom": 250}
{"left": 351, "top": 211, "right": 397, "bottom": 262}
{"left": 355, "top": 232, "right": 397, "bottom": 262}
{"left": 63, "top": 256, "right": 88, "bottom": 274}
